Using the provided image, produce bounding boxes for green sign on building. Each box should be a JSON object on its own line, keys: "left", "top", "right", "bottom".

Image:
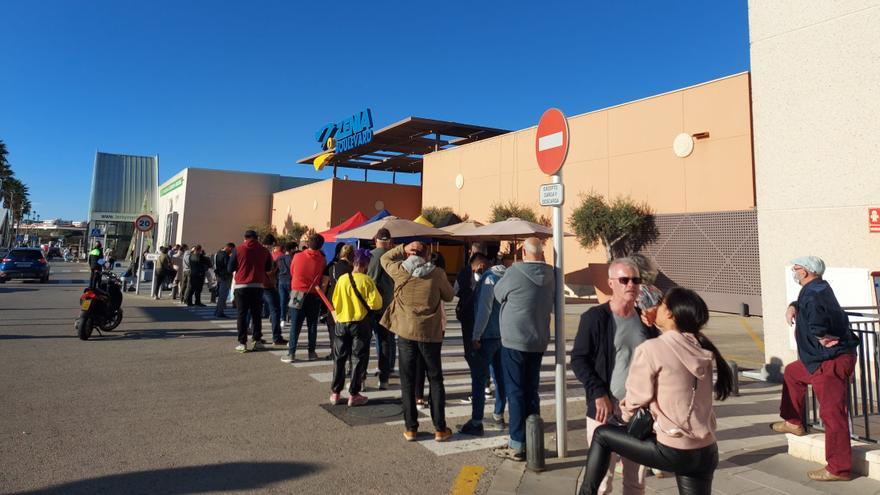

{"left": 160, "top": 177, "right": 184, "bottom": 197}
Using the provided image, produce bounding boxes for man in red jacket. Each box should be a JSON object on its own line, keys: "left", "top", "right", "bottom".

{"left": 281, "top": 234, "right": 328, "bottom": 363}
{"left": 227, "top": 230, "right": 273, "bottom": 353}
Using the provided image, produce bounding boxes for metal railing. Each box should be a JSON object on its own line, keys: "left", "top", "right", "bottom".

{"left": 806, "top": 306, "right": 880, "bottom": 443}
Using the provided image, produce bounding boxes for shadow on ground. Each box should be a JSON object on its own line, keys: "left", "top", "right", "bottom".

{"left": 17, "top": 461, "right": 323, "bottom": 494}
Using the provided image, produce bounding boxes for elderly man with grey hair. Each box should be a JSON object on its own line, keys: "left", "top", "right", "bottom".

{"left": 571, "top": 256, "right": 658, "bottom": 493}
{"left": 491, "top": 237, "right": 555, "bottom": 461}
{"left": 770, "top": 255, "right": 859, "bottom": 482}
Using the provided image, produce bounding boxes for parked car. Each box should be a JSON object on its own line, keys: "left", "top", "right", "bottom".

{"left": 0, "top": 248, "right": 50, "bottom": 283}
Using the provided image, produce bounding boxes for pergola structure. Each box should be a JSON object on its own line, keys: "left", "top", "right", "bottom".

{"left": 297, "top": 116, "right": 509, "bottom": 182}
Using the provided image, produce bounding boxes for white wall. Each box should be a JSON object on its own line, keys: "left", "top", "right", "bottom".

{"left": 749, "top": 1, "right": 880, "bottom": 368}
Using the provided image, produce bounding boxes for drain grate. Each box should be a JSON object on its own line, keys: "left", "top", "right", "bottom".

{"left": 320, "top": 398, "right": 403, "bottom": 426}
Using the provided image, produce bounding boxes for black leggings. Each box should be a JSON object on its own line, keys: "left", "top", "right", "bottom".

{"left": 580, "top": 424, "right": 718, "bottom": 495}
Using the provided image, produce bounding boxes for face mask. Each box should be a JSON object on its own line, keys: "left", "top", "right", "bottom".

{"left": 791, "top": 270, "right": 802, "bottom": 284}
{"left": 473, "top": 272, "right": 482, "bottom": 281}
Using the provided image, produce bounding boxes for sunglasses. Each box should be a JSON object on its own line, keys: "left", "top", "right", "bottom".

{"left": 615, "top": 276, "right": 642, "bottom": 286}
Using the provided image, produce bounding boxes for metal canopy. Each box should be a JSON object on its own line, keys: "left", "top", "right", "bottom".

{"left": 297, "top": 116, "right": 510, "bottom": 174}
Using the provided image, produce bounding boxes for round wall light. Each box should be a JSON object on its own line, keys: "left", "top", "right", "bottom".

{"left": 312, "top": 200, "right": 318, "bottom": 210}
{"left": 455, "top": 173, "right": 464, "bottom": 190}
{"left": 673, "top": 133, "right": 694, "bottom": 158}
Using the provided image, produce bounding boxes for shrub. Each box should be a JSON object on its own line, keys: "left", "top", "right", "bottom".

{"left": 489, "top": 200, "right": 538, "bottom": 223}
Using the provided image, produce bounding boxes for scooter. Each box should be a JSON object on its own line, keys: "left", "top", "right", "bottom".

{"left": 75, "top": 269, "right": 124, "bottom": 340}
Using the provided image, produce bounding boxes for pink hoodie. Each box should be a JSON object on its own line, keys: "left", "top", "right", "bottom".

{"left": 620, "top": 331, "right": 717, "bottom": 450}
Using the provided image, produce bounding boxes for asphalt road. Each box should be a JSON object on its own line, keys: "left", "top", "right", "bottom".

{"left": 0, "top": 263, "right": 509, "bottom": 495}
{"left": 0, "top": 262, "right": 765, "bottom": 495}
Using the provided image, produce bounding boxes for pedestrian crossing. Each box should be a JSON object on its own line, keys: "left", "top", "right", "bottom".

{"left": 180, "top": 301, "right": 586, "bottom": 456}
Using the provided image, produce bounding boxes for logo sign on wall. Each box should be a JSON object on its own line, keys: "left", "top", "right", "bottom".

{"left": 535, "top": 108, "right": 570, "bottom": 175}
{"left": 315, "top": 108, "right": 374, "bottom": 153}
{"left": 134, "top": 214, "right": 155, "bottom": 233}
{"left": 870, "top": 207, "right": 880, "bottom": 233}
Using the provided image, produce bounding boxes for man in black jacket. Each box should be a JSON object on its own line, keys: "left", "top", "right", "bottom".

{"left": 570, "top": 257, "right": 658, "bottom": 494}
{"left": 185, "top": 245, "right": 211, "bottom": 306}
{"left": 213, "top": 243, "right": 235, "bottom": 317}
{"left": 455, "top": 242, "right": 485, "bottom": 355}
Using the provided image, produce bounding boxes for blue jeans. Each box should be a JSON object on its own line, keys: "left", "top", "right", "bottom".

{"left": 214, "top": 277, "right": 231, "bottom": 316}
{"left": 468, "top": 338, "right": 506, "bottom": 422}
{"left": 262, "top": 289, "right": 282, "bottom": 342}
{"left": 289, "top": 292, "right": 321, "bottom": 356}
{"left": 501, "top": 347, "right": 543, "bottom": 452}
{"left": 278, "top": 283, "right": 291, "bottom": 323}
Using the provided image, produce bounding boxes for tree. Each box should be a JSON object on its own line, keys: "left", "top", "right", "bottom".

{"left": 568, "top": 192, "right": 657, "bottom": 262}
{"left": 282, "top": 218, "right": 310, "bottom": 244}
{"left": 489, "top": 200, "right": 538, "bottom": 223}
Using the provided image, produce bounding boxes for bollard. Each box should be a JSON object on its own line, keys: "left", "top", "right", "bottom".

{"left": 729, "top": 361, "right": 740, "bottom": 396}
{"left": 526, "top": 414, "right": 545, "bottom": 472}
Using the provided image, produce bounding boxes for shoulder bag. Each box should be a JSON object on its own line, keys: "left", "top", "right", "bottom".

{"left": 347, "top": 272, "right": 373, "bottom": 321}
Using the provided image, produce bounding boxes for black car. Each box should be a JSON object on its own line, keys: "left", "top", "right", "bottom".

{"left": 0, "top": 248, "right": 51, "bottom": 283}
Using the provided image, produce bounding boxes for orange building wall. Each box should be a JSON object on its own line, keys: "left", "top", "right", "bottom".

{"left": 422, "top": 72, "right": 755, "bottom": 291}
{"left": 271, "top": 179, "right": 334, "bottom": 237}
{"left": 328, "top": 179, "right": 422, "bottom": 227}
{"left": 271, "top": 179, "right": 423, "bottom": 236}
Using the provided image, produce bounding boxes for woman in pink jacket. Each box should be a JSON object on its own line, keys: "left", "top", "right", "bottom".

{"left": 579, "top": 287, "right": 734, "bottom": 495}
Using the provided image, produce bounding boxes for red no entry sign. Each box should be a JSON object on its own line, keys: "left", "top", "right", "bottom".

{"left": 535, "top": 108, "right": 569, "bottom": 175}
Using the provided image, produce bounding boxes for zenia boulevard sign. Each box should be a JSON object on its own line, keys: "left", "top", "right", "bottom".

{"left": 315, "top": 108, "right": 374, "bottom": 153}
{"left": 311, "top": 108, "right": 374, "bottom": 171}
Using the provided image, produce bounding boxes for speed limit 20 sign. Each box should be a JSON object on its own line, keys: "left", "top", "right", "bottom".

{"left": 134, "top": 214, "right": 155, "bottom": 232}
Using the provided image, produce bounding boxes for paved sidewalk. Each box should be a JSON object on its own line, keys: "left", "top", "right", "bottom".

{"left": 487, "top": 380, "right": 880, "bottom": 495}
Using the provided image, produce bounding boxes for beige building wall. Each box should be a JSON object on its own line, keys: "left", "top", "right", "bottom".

{"left": 157, "top": 168, "right": 317, "bottom": 251}
{"left": 749, "top": 1, "right": 880, "bottom": 368}
{"left": 423, "top": 72, "right": 755, "bottom": 287}
{"left": 271, "top": 178, "right": 423, "bottom": 234}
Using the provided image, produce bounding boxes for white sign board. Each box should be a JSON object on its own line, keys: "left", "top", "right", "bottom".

{"left": 539, "top": 183, "right": 564, "bottom": 207}
{"left": 784, "top": 266, "right": 875, "bottom": 350}
{"left": 145, "top": 253, "right": 160, "bottom": 261}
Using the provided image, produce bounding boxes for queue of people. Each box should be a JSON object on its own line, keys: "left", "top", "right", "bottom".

{"left": 84, "top": 229, "right": 860, "bottom": 489}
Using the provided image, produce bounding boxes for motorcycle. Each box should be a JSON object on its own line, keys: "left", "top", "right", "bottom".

{"left": 75, "top": 270, "right": 124, "bottom": 340}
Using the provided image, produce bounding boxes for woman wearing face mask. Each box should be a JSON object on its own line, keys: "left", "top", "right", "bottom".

{"left": 579, "top": 287, "right": 733, "bottom": 495}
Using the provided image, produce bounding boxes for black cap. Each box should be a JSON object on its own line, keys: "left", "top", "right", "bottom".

{"left": 375, "top": 228, "right": 391, "bottom": 241}
{"left": 244, "top": 230, "right": 258, "bottom": 239}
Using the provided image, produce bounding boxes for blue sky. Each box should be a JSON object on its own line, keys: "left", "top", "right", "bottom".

{"left": 0, "top": 1, "right": 750, "bottom": 220}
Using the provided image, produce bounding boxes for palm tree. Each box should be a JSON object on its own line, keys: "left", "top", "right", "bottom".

{"left": 0, "top": 140, "right": 11, "bottom": 179}
{"left": 3, "top": 177, "right": 30, "bottom": 243}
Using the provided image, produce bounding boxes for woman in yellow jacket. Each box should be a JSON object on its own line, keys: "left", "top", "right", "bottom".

{"left": 330, "top": 248, "right": 383, "bottom": 407}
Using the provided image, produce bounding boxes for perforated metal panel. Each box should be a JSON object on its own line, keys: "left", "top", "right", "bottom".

{"left": 638, "top": 210, "right": 762, "bottom": 315}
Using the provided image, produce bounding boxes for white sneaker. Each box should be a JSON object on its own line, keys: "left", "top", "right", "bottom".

{"left": 280, "top": 355, "right": 295, "bottom": 363}
{"left": 235, "top": 344, "right": 248, "bottom": 353}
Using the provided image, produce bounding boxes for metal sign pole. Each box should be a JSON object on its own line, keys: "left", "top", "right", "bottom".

{"left": 135, "top": 232, "right": 144, "bottom": 295}
{"left": 552, "top": 170, "right": 567, "bottom": 458}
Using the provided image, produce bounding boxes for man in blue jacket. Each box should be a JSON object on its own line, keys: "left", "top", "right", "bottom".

{"left": 459, "top": 254, "right": 507, "bottom": 436}
{"left": 771, "top": 256, "right": 858, "bottom": 482}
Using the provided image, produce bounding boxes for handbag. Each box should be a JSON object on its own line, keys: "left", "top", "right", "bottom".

{"left": 290, "top": 276, "right": 319, "bottom": 310}
{"left": 625, "top": 407, "right": 654, "bottom": 440}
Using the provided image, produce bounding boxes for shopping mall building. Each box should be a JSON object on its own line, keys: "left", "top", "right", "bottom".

{"left": 116, "top": 2, "right": 875, "bottom": 373}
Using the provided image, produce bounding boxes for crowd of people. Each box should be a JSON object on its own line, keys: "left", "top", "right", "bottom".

{"left": 86, "top": 229, "right": 859, "bottom": 491}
